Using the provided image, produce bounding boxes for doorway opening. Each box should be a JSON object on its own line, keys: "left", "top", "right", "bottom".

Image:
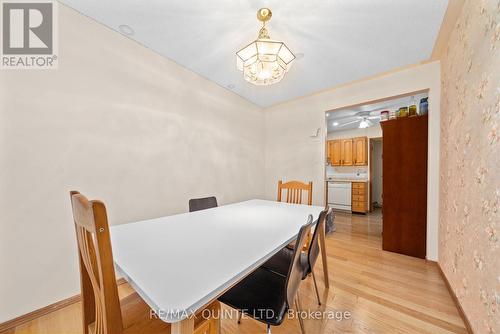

{"left": 369, "top": 137, "right": 383, "bottom": 212}
{"left": 324, "top": 90, "right": 429, "bottom": 258}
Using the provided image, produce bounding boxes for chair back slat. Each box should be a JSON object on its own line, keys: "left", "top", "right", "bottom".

{"left": 70, "top": 191, "right": 123, "bottom": 334}
{"left": 284, "top": 215, "right": 313, "bottom": 307}
{"left": 277, "top": 180, "right": 313, "bottom": 205}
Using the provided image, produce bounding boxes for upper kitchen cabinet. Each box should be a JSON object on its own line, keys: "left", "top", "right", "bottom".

{"left": 341, "top": 139, "right": 353, "bottom": 165}
{"left": 353, "top": 137, "right": 368, "bottom": 165}
{"left": 327, "top": 136, "right": 367, "bottom": 166}
{"left": 328, "top": 140, "right": 342, "bottom": 166}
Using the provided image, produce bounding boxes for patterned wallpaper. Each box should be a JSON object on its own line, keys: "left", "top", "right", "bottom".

{"left": 440, "top": 0, "right": 500, "bottom": 333}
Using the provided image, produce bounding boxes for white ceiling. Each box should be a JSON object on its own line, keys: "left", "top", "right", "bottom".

{"left": 326, "top": 92, "right": 429, "bottom": 132}
{"left": 61, "top": 0, "right": 448, "bottom": 107}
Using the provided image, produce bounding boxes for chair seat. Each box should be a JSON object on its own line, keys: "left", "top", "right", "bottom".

{"left": 219, "top": 267, "right": 288, "bottom": 326}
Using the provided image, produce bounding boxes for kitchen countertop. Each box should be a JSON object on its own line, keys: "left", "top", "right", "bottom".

{"left": 326, "top": 178, "right": 368, "bottom": 182}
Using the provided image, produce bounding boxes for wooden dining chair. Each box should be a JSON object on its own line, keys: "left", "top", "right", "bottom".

{"left": 277, "top": 180, "right": 313, "bottom": 205}
{"left": 70, "top": 191, "right": 219, "bottom": 334}
{"left": 277, "top": 180, "right": 313, "bottom": 250}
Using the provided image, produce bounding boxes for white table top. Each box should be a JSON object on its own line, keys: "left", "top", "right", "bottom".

{"left": 110, "top": 199, "right": 324, "bottom": 323}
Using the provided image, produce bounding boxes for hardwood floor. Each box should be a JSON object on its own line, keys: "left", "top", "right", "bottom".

{"left": 6, "top": 210, "right": 467, "bottom": 334}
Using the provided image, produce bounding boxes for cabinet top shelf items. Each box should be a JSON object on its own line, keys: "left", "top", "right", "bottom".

{"left": 381, "top": 114, "right": 428, "bottom": 125}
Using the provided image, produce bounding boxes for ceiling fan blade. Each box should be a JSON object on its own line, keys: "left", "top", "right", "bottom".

{"left": 331, "top": 115, "right": 362, "bottom": 121}
{"left": 336, "top": 119, "right": 360, "bottom": 127}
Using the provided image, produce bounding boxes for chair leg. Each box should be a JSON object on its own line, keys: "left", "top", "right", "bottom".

{"left": 266, "top": 324, "right": 272, "bottom": 334}
{"left": 311, "top": 269, "right": 321, "bottom": 305}
{"left": 295, "top": 295, "right": 306, "bottom": 334}
{"left": 237, "top": 311, "right": 242, "bottom": 324}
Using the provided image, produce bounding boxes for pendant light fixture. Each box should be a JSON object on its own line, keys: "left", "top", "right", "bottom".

{"left": 236, "top": 8, "right": 295, "bottom": 86}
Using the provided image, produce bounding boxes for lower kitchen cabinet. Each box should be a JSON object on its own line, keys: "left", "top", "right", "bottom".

{"left": 351, "top": 182, "right": 367, "bottom": 213}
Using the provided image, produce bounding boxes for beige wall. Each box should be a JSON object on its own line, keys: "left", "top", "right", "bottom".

{"left": 326, "top": 125, "right": 382, "bottom": 140}
{"left": 0, "top": 5, "right": 265, "bottom": 322}
{"left": 439, "top": 0, "right": 500, "bottom": 332}
{"left": 264, "top": 61, "right": 441, "bottom": 261}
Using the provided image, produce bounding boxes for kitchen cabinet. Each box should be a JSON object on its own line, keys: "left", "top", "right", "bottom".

{"left": 328, "top": 140, "right": 342, "bottom": 166}
{"left": 351, "top": 182, "right": 367, "bottom": 213}
{"left": 326, "top": 136, "right": 368, "bottom": 166}
{"left": 341, "top": 139, "right": 353, "bottom": 165}
{"left": 353, "top": 137, "right": 368, "bottom": 165}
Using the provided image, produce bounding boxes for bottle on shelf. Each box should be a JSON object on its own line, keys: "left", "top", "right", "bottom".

{"left": 380, "top": 110, "right": 389, "bottom": 121}
{"left": 409, "top": 96, "right": 417, "bottom": 116}
{"left": 419, "top": 97, "right": 429, "bottom": 115}
{"left": 398, "top": 107, "right": 409, "bottom": 118}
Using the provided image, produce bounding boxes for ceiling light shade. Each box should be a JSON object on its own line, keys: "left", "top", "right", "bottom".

{"left": 236, "top": 8, "right": 295, "bottom": 86}
{"left": 359, "top": 119, "right": 371, "bottom": 129}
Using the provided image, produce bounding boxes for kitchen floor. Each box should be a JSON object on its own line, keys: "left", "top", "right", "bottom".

{"left": 335, "top": 208, "right": 383, "bottom": 245}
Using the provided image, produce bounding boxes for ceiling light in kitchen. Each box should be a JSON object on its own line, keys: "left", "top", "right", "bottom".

{"left": 359, "top": 118, "right": 371, "bottom": 129}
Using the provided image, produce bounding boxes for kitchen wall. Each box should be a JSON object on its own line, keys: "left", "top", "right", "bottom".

{"left": 326, "top": 125, "right": 382, "bottom": 140}
{"left": 264, "top": 61, "right": 441, "bottom": 260}
{"left": 327, "top": 166, "right": 367, "bottom": 177}
{"left": 439, "top": 0, "right": 500, "bottom": 332}
{"left": 0, "top": 5, "right": 265, "bottom": 323}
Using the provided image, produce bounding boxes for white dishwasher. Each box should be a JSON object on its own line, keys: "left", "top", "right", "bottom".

{"left": 328, "top": 181, "right": 352, "bottom": 211}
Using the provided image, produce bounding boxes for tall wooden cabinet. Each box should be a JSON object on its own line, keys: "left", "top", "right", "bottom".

{"left": 381, "top": 115, "right": 428, "bottom": 259}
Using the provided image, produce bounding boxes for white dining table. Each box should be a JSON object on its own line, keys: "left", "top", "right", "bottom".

{"left": 110, "top": 199, "right": 326, "bottom": 334}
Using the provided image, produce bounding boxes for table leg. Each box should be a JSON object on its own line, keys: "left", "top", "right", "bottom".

{"left": 171, "top": 301, "right": 221, "bottom": 334}
{"left": 209, "top": 301, "right": 221, "bottom": 334}
{"left": 318, "top": 221, "right": 330, "bottom": 289}
{"left": 171, "top": 317, "right": 194, "bottom": 334}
